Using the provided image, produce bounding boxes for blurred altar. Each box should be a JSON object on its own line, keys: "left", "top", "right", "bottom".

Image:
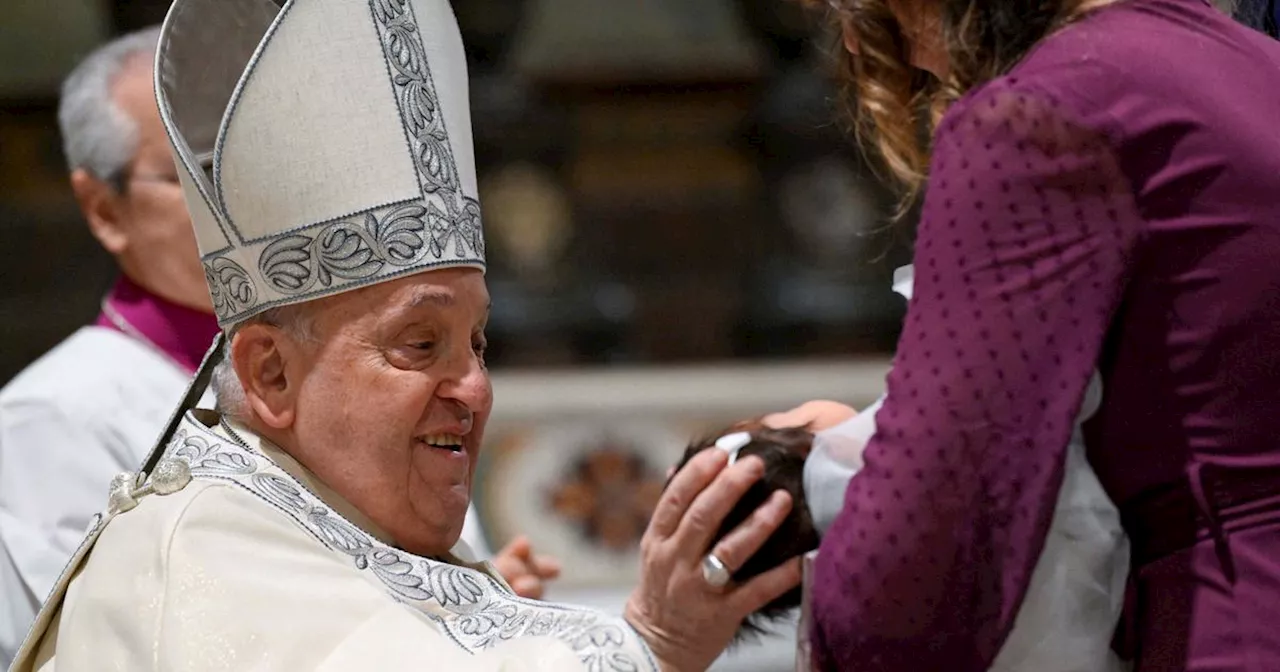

{"left": 0, "top": 0, "right": 912, "bottom": 668}
{"left": 483, "top": 359, "right": 889, "bottom": 670}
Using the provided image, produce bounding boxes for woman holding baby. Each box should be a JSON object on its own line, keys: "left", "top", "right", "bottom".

{"left": 751, "top": 0, "right": 1280, "bottom": 670}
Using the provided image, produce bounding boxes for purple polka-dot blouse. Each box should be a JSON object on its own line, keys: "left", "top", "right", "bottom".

{"left": 809, "top": 1, "right": 1280, "bottom": 669}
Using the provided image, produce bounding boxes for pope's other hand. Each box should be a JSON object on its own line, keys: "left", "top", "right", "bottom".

{"left": 492, "top": 535, "right": 562, "bottom": 600}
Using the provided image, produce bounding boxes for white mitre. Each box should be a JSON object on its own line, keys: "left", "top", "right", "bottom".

{"left": 156, "top": 0, "right": 485, "bottom": 327}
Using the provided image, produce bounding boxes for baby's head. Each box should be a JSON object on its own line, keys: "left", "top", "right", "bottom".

{"left": 668, "top": 421, "right": 820, "bottom": 642}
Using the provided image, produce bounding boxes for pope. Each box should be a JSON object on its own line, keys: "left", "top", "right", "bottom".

{"left": 9, "top": 0, "right": 800, "bottom": 669}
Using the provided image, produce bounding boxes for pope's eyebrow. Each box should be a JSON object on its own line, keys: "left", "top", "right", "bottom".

{"left": 406, "top": 287, "right": 455, "bottom": 309}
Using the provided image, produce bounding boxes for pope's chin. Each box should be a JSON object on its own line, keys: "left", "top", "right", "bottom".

{"left": 404, "top": 438, "right": 473, "bottom": 553}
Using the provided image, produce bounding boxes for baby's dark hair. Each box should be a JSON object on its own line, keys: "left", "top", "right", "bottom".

{"left": 668, "top": 421, "right": 819, "bottom": 643}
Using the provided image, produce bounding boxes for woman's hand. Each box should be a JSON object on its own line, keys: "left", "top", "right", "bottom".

{"left": 763, "top": 400, "right": 857, "bottom": 432}
{"left": 625, "top": 449, "right": 802, "bottom": 672}
{"left": 491, "top": 535, "right": 561, "bottom": 600}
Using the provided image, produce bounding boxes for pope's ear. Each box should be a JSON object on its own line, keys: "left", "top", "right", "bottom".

{"left": 230, "top": 324, "right": 298, "bottom": 430}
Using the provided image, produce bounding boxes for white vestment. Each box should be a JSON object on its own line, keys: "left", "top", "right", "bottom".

{"left": 805, "top": 266, "right": 1131, "bottom": 672}
{"left": 0, "top": 328, "right": 193, "bottom": 668}
{"left": 9, "top": 411, "right": 650, "bottom": 672}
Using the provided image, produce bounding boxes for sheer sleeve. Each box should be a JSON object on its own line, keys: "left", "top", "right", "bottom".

{"left": 808, "top": 81, "right": 1144, "bottom": 671}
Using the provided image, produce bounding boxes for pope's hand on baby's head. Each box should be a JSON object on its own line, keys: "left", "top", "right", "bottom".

{"left": 667, "top": 422, "right": 820, "bottom": 644}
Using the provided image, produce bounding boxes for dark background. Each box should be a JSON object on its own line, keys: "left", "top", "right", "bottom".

{"left": 0, "top": 0, "right": 914, "bottom": 386}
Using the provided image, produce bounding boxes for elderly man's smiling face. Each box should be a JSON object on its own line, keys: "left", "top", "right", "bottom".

{"left": 234, "top": 268, "right": 492, "bottom": 557}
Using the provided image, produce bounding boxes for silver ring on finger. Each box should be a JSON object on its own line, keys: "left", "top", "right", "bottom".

{"left": 701, "top": 552, "right": 733, "bottom": 588}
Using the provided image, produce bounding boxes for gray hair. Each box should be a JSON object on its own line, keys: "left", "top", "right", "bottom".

{"left": 57, "top": 26, "right": 162, "bottom": 190}
{"left": 212, "top": 304, "right": 318, "bottom": 422}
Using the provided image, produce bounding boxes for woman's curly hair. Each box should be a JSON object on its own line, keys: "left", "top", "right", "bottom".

{"left": 800, "top": 0, "right": 1110, "bottom": 215}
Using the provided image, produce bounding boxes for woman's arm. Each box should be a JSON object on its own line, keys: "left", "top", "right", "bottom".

{"left": 809, "top": 80, "right": 1144, "bottom": 671}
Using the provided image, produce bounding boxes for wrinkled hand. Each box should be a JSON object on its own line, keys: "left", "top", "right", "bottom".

{"left": 491, "top": 535, "right": 562, "bottom": 600}
{"left": 763, "top": 400, "right": 857, "bottom": 432}
{"left": 625, "top": 449, "right": 802, "bottom": 672}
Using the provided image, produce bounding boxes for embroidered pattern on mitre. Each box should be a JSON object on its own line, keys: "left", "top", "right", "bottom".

{"left": 156, "top": 0, "right": 485, "bottom": 327}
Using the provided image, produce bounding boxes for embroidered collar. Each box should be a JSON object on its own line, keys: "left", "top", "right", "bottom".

{"left": 95, "top": 275, "right": 220, "bottom": 375}
{"left": 218, "top": 418, "right": 404, "bottom": 549}
{"left": 158, "top": 411, "right": 658, "bottom": 669}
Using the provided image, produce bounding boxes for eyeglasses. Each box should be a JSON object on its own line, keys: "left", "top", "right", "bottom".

{"left": 128, "top": 173, "right": 182, "bottom": 187}
{"left": 104, "top": 168, "right": 182, "bottom": 194}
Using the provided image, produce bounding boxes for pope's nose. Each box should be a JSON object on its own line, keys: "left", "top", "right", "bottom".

{"left": 440, "top": 399, "right": 474, "bottom": 435}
